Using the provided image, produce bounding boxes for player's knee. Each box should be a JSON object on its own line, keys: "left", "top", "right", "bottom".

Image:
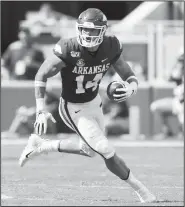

{"left": 85, "top": 146, "right": 96, "bottom": 157}
{"left": 80, "top": 140, "right": 96, "bottom": 157}
{"left": 95, "top": 139, "right": 115, "bottom": 159}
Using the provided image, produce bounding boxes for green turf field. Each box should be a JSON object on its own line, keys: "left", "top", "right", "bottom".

{"left": 1, "top": 138, "right": 184, "bottom": 206}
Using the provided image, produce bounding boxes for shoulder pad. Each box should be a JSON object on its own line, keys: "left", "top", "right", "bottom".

{"left": 53, "top": 44, "right": 63, "bottom": 56}
{"left": 112, "top": 35, "right": 122, "bottom": 50}
{"left": 104, "top": 35, "right": 123, "bottom": 64}
{"left": 53, "top": 38, "right": 77, "bottom": 61}
{"left": 53, "top": 38, "right": 69, "bottom": 60}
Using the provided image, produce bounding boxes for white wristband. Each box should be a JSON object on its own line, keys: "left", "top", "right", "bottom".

{"left": 36, "top": 98, "right": 45, "bottom": 112}
{"left": 35, "top": 81, "right": 46, "bottom": 87}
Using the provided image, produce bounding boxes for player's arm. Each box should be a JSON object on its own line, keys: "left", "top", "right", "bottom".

{"left": 112, "top": 50, "right": 139, "bottom": 102}
{"left": 35, "top": 52, "right": 65, "bottom": 108}
{"left": 34, "top": 52, "right": 66, "bottom": 135}
{"left": 113, "top": 50, "right": 138, "bottom": 94}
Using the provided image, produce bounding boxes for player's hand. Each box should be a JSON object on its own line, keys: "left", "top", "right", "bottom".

{"left": 34, "top": 111, "right": 56, "bottom": 136}
{"left": 113, "top": 81, "right": 134, "bottom": 103}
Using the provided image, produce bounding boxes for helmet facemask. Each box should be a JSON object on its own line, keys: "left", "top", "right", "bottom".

{"left": 76, "top": 22, "right": 107, "bottom": 48}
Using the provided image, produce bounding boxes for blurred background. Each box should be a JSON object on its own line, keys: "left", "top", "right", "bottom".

{"left": 1, "top": 1, "right": 184, "bottom": 141}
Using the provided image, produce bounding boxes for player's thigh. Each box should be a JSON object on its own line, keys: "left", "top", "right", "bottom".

{"left": 59, "top": 97, "right": 115, "bottom": 159}
{"left": 76, "top": 115, "right": 115, "bottom": 159}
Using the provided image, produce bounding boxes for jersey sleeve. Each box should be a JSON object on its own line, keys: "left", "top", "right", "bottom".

{"left": 110, "top": 36, "right": 123, "bottom": 64}
{"left": 53, "top": 38, "right": 69, "bottom": 63}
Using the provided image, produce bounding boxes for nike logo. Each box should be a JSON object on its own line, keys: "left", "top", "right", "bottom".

{"left": 75, "top": 110, "right": 81, "bottom": 113}
{"left": 26, "top": 150, "right": 34, "bottom": 158}
{"left": 101, "top": 58, "right": 108, "bottom": 62}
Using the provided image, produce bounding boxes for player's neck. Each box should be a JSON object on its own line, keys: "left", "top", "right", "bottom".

{"left": 87, "top": 45, "right": 100, "bottom": 52}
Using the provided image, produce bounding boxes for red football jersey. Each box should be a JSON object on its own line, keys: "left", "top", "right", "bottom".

{"left": 53, "top": 36, "right": 122, "bottom": 103}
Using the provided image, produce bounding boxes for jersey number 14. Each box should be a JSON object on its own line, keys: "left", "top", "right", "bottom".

{"left": 76, "top": 74, "right": 103, "bottom": 94}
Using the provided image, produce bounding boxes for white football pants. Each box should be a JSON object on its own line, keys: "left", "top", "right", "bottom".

{"left": 59, "top": 94, "right": 115, "bottom": 159}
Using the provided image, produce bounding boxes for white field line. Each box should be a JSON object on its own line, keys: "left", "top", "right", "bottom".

{"left": 1, "top": 139, "right": 184, "bottom": 147}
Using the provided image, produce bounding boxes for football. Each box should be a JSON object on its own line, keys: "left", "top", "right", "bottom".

{"left": 107, "top": 81, "right": 126, "bottom": 101}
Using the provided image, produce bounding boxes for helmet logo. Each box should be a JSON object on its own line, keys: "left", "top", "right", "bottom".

{"left": 76, "top": 59, "right": 85, "bottom": 67}
{"left": 83, "top": 22, "right": 95, "bottom": 28}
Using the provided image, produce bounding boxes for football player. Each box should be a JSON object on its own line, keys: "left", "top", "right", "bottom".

{"left": 19, "top": 8, "right": 156, "bottom": 203}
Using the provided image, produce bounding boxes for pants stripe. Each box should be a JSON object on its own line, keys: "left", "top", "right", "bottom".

{"left": 58, "top": 101, "right": 75, "bottom": 131}
{"left": 64, "top": 101, "right": 105, "bottom": 159}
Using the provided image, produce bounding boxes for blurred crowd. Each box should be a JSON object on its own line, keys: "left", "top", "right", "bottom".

{"left": 1, "top": 3, "right": 63, "bottom": 81}
{"left": 1, "top": 27, "right": 45, "bottom": 80}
